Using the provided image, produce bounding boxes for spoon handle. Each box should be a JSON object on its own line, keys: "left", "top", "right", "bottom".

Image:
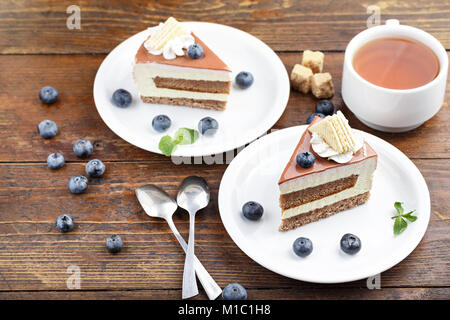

{"left": 166, "top": 218, "right": 221, "bottom": 300}
{"left": 182, "top": 213, "right": 198, "bottom": 299}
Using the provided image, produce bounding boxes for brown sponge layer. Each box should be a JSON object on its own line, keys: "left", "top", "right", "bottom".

{"left": 279, "top": 192, "right": 370, "bottom": 232}
{"left": 141, "top": 96, "right": 227, "bottom": 110}
{"left": 154, "top": 77, "right": 231, "bottom": 93}
{"left": 279, "top": 175, "right": 358, "bottom": 210}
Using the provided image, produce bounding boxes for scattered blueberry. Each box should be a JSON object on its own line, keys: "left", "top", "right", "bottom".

{"left": 315, "top": 99, "right": 335, "bottom": 116}
{"left": 187, "top": 43, "right": 204, "bottom": 59}
{"left": 38, "top": 120, "right": 58, "bottom": 139}
{"left": 68, "top": 175, "right": 88, "bottom": 194}
{"left": 152, "top": 114, "right": 171, "bottom": 133}
{"left": 222, "top": 283, "right": 247, "bottom": 300}
{"left": 85, "top": 159, "right": 105, "bottom": 178}
{"left": 296, "top": 151, "right": 315, "bottom": 168}
{"left": 55, "top": 214, "right": 74, "bottom": 233}
{"left": 293, "top": 237, "right": 313, "bottom": 257}
{"left": 235, "top": 71, "right": 254, "bottom": 89}
{"left": 73, "top": 139, "right": 94, "bottom": 158}
{"left": 198, "top": 117, "right": 219, "bottom": 135}
{"left": 112, "top": 89, "right": 132, "bottom": 108}
{"left": 39, "top": 86, "right": 58, "bottom": 104}
{"left": 340, "top": 233, "right": 361, "bottom": 255}
{"left": 242, "top": 201, "right": 264, "bottom": 221}
{"left": 106, "top": 235, "right": 123, "bottom": 253}
{"left": 306, "top": 113, "right": 325, "bottom": 124}
{"left": 47, "top": 153, "right": 65, "bottom": 169}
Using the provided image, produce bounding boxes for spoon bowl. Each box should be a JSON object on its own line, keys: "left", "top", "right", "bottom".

{"left": 177, "top": 176, "right": 210, "bottom": 213}
{"left": 136, "top": 184, "right": 177, "bottom": 219}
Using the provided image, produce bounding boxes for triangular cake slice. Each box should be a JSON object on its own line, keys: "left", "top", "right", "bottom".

{"left": 133, "top": 17, "right": 232, "bottom": 110}
{"left": 278, "top": 116, "right": 377, "bottom": 232}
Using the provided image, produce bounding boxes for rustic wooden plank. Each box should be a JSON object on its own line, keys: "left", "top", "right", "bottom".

{"left": 0, "top": 287, "right": 448, "bottom": 300}
{"left": 1, "top": 0, "right": 450, "bottom": 53}
{"left": 0, "top": 159, "right": 448, "bottom": 292}
{"left": 0, "top": 53, "right": 449, "bottom": 162}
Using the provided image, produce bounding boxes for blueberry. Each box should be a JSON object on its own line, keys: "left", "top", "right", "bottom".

{"left": 56, "top": 214, "right": 74, "bottom": 233}
{"left": 315, "top": 100, "right": 335, "bottom": 116}
{"left": 106, "top": 235, "right": 123, "bottom": 253}
{"left": 152, "top": 114, "right": 171, "bottom": 133}
{"left": 68, "top": 175, "right": 88, "bottom": 194}
{"left": 296, "top": 152, "right": 315, "bottom": 168}
{"left": 38, "top": 120, "right": 58, "bottom": 139}
{"left": 85, "top": 159, "right": 105, "bottom": 178}
{"left": 222, "top": 283, "right": 247, "bottom": 300}
{"left": 47, "top": 153, "right": 65, "bottom": 169}
{"left": 340, "top": 233, "right": 361, "bottom": 255}
{"left": 242, "top": 201, "right": 264, "bottom": 221}
{"left": 198, "top": 117, "right": 219, "bottom": 135}
{"left": 293, "top": 237, "right": 313, "bottom": 257}
{"left": 112, "top": 89, "right": 132, "bottom": 108}
{"left": 73, "top": 139, "right": 94, "bottom": 158}
{"left": 306, "top": 113, "right": 325, "bottom": 124}
{"left": 235, "top": 71, "right": 254, "bottom": 89}
{"left": 39, "top": 86, "right": 58, "bottom": 104}
{"left": 187, "top": 43, "right": 204, "bottom": 59}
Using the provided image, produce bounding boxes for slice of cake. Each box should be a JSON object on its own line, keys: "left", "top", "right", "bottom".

{"left": 278, "top": 111, "right": 377, "bottom": 231}
{"left": 133, "top": 17, "right": 232, "bottom": 110}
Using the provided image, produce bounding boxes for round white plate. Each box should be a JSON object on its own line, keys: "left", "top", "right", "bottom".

{"left": 93, "top": 22, "right": 290, "bottom": 157}
{"left": 219, "top": 126, "right": 430, "bottom": 283}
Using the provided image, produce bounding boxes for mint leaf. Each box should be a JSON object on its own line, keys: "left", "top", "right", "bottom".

{"left": 158, "top": 135, "right": 178, "bottom": 156}
{"left": 392, "top": 202, "right": 417, "bottom": 235}
{"left": 394, "top": 216, "right": 407, "bottom": 235}
{"left": 174, "top": 128, "right": 199, "bottom": 145}
{"left": 402, "top": 210, "right": 417, "bottom": 222}
{"left": 394, "top": 202, "right": 404, "bottom": 214}
{"left": 157, "top": 127, "right": 200, "bottom": 156}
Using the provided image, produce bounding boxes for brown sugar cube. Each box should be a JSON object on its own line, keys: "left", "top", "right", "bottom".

{"left": 291, "top": 64, "right": 313, "bottom": 94}
{"left": 311, "top": 72, "right": 334, "bottom": 99}
{"left": 302, "top": 50, "right": 324, "bottom": 73}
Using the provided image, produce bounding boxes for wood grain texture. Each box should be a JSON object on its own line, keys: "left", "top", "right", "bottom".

{"left": 0, "top": 53, "right": 449, "bottom": 163}
{"left": 0, "top": 288, "right": 448, "bottom": 300}
{"left": 0, "top": 160, "right": 448, "bottom": 294}
{"left": 1, "top": 0, "right": 450, "bottom": 54}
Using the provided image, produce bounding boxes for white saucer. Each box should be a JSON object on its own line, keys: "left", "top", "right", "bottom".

{"left": 93, "top": 22, "right": 290, "bottom": 157}
{"left": 219, "top": 126, "right": 430, "bottom": 283}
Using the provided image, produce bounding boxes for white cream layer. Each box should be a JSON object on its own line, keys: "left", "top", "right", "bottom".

{"left": 311, "top": 130, "right": 364, "bottom": 164}
{"left": 134, "top": 62, "right": 231, "bottom": 101}
{"left": 280, "top": 157, "right": 376, "bottom": 219}
{"left": 134, "top": 62, "right": 231, "bottom": 81}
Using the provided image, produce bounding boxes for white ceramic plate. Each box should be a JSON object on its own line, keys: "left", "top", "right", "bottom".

{"left": 219, "top": 126, "right": 430, "bottom": 283}
{"left": 93, "top": 22, "right": 290, "bottom": 157}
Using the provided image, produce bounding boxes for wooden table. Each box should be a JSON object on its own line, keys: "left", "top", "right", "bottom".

{"left": 0, "top": 0, "right": 448, "bottom": 300}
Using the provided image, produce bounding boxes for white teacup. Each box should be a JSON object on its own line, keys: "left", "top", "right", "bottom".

{"left": 342, "top": 19, "right": 448, "bottom": 132}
